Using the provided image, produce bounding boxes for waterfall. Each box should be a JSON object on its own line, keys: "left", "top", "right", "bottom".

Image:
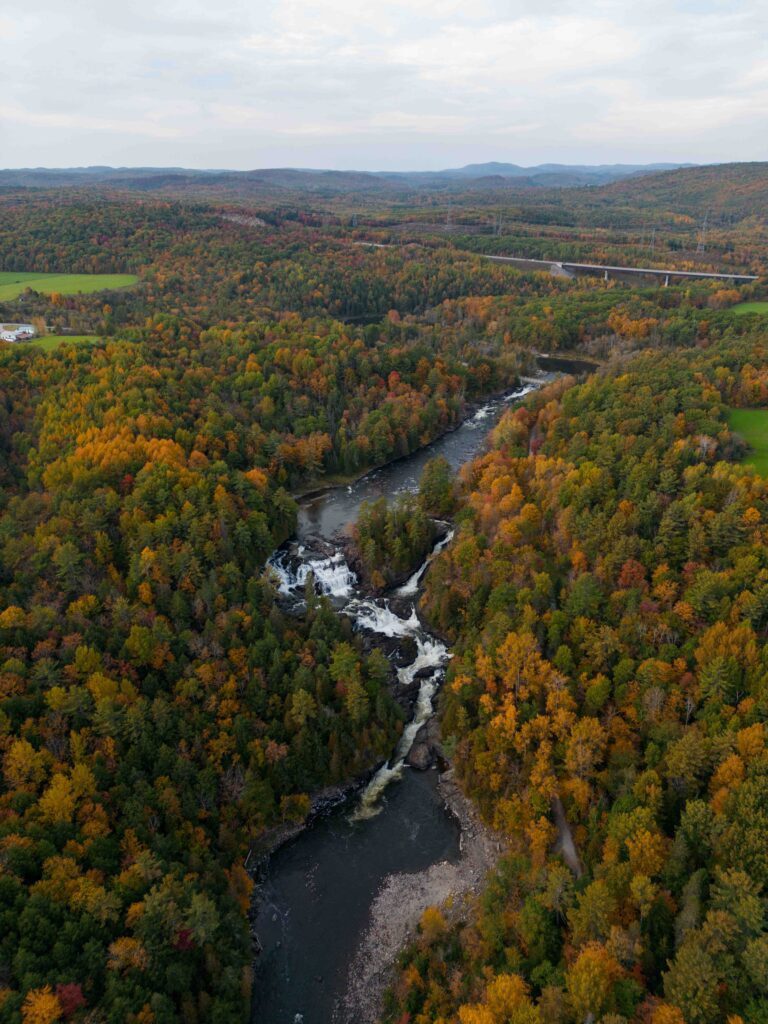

{"left": 270, "top": 528, "right": 455, "bottom": 819}
{"left": 346, "top": 599, "right": 421, "bottom": 637}
{"left": 395, "top": 528, "right": 454, "bottom": 597}
{"left": 397, "top": 636, "right": 449, "bottom": 687}
{"left": 350, "top": 669, "right": 443, "bottom": 821}
{"left": 268, "top": 548, "right": 357, "bottom": 599}
{"left": 265, "top": 381, "right": 546, "bottom": 820}
{"left": 345, "top": 533, "right": 454, "bottom": 819}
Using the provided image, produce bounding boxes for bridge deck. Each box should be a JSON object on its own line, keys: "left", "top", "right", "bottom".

{"left": 485, "top": 254, "right": 758, "bottom": 283}
{"left": 561, "top": 261, "right": 757, "bottom": 282}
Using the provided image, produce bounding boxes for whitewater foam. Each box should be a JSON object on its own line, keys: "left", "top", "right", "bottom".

{"left": 348, "top": 600, "right": 420, "bottom": 637}
{"left": 267, "top": 549, "right": 357, "bottom": 599}
{"left": 396, "top": 636, "right": 450, "bottom": 687}
{"left": 395, "top": 528, "right": 454, "bottom": 597}
{"left": 351, "top": 668, "right": 443, "bottom": 821}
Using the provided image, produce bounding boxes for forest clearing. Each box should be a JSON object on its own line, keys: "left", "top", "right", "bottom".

{"left": 0, "top": 271, "right": 137, "bottom": 301}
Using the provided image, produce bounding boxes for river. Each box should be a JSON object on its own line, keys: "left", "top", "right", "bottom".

{"left": 251, "top": 381, "right": 542, "bottom": 1024}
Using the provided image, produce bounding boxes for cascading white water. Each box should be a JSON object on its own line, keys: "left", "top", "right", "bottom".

{"left": 395, "top": 528, "right": 454, "bottom": 597}
{"left": 268, "top": 548, "right": 358, "bottom": 599}
{"left": 270, "top": 529, "right": 456, "bottom": 819}
{"left": 346, "top": 599, "right": 421, "bottom": 637}
{"left": 347, "top": 555, "right": 453, "bottom": 820}
{"left": 298, "top": 552, "right": 357, "bottom": 598}
{"left": 396, "top": 636, "right": 450, "bottom": 687}
{"left": 350, "top": 671, "right": 441, "bottom": 821}
{"left": 464, "top": 382, "right": 538, "bottom": 430}
{"left": 266, "top": 381, "right": 546, "bottom": 823}
{"left": 266, "top": 550, "right": 295, "bottom": 596}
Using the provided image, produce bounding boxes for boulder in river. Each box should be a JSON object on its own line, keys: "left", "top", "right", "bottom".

{"left": 406, "top": 742, "right": 432, "bottom": 770}
{"left": 405, "top": 717, "right": 443, "bottom": 770}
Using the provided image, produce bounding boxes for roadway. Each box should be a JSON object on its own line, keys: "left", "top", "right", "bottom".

{"left": 483, "top": 254, "right": 759, "bottom": 285}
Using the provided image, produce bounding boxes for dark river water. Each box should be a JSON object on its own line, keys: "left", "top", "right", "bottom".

{"left": 251, "top": 381, "right": 544, "bottom": 1024}
{"left": 298, "top": 386, "right": 539, "bottom": 541}
{"left": 252, "top": 771, "right": 455, "bottom": 1024}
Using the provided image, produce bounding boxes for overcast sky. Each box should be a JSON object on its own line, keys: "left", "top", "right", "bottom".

{"left": 2, "top": 0, "right": 767, "bottom": 170}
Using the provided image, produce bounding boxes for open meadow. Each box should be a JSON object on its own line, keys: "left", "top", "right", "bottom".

{"left": 731, "top": 300, "right": 768, "bottom": 315}
{"left": 27, "top": 334, "right": 100, "bottom": 351}
{"left": 0, "top": 271, "right": 137, "bottom": 300}
{"left": 728, "top": 407, "right": 768, "bottom": 475}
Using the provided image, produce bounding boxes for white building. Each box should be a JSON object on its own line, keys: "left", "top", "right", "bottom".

{"left": 0, "top": 323, "right": 36, "bottom": 343}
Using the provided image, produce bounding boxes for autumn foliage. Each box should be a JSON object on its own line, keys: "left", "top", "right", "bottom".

{"left": 384, "top": 337, "right": 768, "bottom": 1024}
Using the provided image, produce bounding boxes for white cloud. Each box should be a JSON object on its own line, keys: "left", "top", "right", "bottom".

{"left": 0, "top": 104, "right": 183, "bottom": 139}
{"left": 582, "top": 87, "right": 768, "bottom": 141}
{"left": 2, "top": 0, "right": 768, "bottom": 168}
{"left": 390, "top": 16, "right": 638, "bottom": 85}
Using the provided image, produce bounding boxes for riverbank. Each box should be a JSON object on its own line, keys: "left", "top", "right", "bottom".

{"left": 339, "top": 765, "right": 502, "bottom": 1024}
{"left": 291, "top": 374, "right": 539, "bottom": 502}
{"left": 248, "top": 780, "right": 365, "bottom": 868}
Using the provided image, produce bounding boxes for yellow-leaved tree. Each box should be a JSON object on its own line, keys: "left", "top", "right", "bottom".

{"left": 21, "top": 986, "right": 62, "bottom": 1024}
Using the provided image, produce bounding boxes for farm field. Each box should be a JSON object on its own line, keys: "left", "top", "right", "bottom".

{"left": 0, "top": 271, "right": 137, "bottom": 300}
{"left": 728, "top": 407, "right": 768, "bottom": 475}
{"left": 28, "top": 334, "right": 100, "bottom": 351}
{"left": 730, "top": 300, "right": 768, "bottom": 315}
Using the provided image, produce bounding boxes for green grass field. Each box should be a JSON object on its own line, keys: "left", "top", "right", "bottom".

{"left": 0, "top": 272, "right": 137, "bottom": 301}
{"left": 730, "top": 301, "right": 768, "bottom": 316}
{"left": 728, "top": 408, "right": 768, "bottom": 476}
{"left": 27, "top": 335, "right": 100, "bottom": 351}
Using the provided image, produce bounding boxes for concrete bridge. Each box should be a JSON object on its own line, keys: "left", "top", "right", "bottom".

{"left": 484, "top": 254, "right": 759, "bottom": 286}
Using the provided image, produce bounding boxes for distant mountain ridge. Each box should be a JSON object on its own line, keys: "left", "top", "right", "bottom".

{"left": 4, "top": 162, "right": 765, "bottom": 216}
{"left": 378, "top": 160, "right": 694, "bottom": 182}
{"left": 0, "top": 161, "right": 696, "bottom": 192}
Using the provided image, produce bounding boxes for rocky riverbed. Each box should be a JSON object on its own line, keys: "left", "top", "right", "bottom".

{"left": 339, "top": 765, "right": 503, "bottom": 1024}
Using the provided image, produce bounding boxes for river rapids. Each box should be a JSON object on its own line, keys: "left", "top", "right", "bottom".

{"left": 252, "top": 381, "right": 544, "bottom": 1024}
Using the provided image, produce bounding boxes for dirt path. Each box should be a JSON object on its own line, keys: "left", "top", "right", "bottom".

{"left": 552, "top": 794, "right": 583, "bottom": 877}
{"left": 338, "top": 769, "right": 502, "bottom": 1024}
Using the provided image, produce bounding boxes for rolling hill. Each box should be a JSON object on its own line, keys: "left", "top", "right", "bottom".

{"left": 0, "top": 161, "right": 692, "bottom": 194}
{"left": 589, "top": 161, "right": 768, "bottom": 217}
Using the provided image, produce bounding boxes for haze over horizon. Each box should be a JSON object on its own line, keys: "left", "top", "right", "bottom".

{"left": 0, "top": 160, "right": 699, "bottom": 175}
{"left": 3, "top": 0, "right": 768, "bottom": 170}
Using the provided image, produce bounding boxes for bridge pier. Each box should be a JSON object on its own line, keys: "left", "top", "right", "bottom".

{"left": 604, "top": 270, "right": 609, "bottom": 281}
{"left": 664, "top": 274, "right": 670, "bottom": 287}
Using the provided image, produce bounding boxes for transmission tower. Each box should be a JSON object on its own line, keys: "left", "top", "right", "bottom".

{"left": 696, "top": 210, "right": 710, "bottom": 253}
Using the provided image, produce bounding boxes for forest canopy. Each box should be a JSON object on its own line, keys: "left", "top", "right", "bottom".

{"left": 0, "top": 169, "right": 767, "bottom": 1023}
{"left": 384, "top": 334, "right": 768, "bottom": 1024}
